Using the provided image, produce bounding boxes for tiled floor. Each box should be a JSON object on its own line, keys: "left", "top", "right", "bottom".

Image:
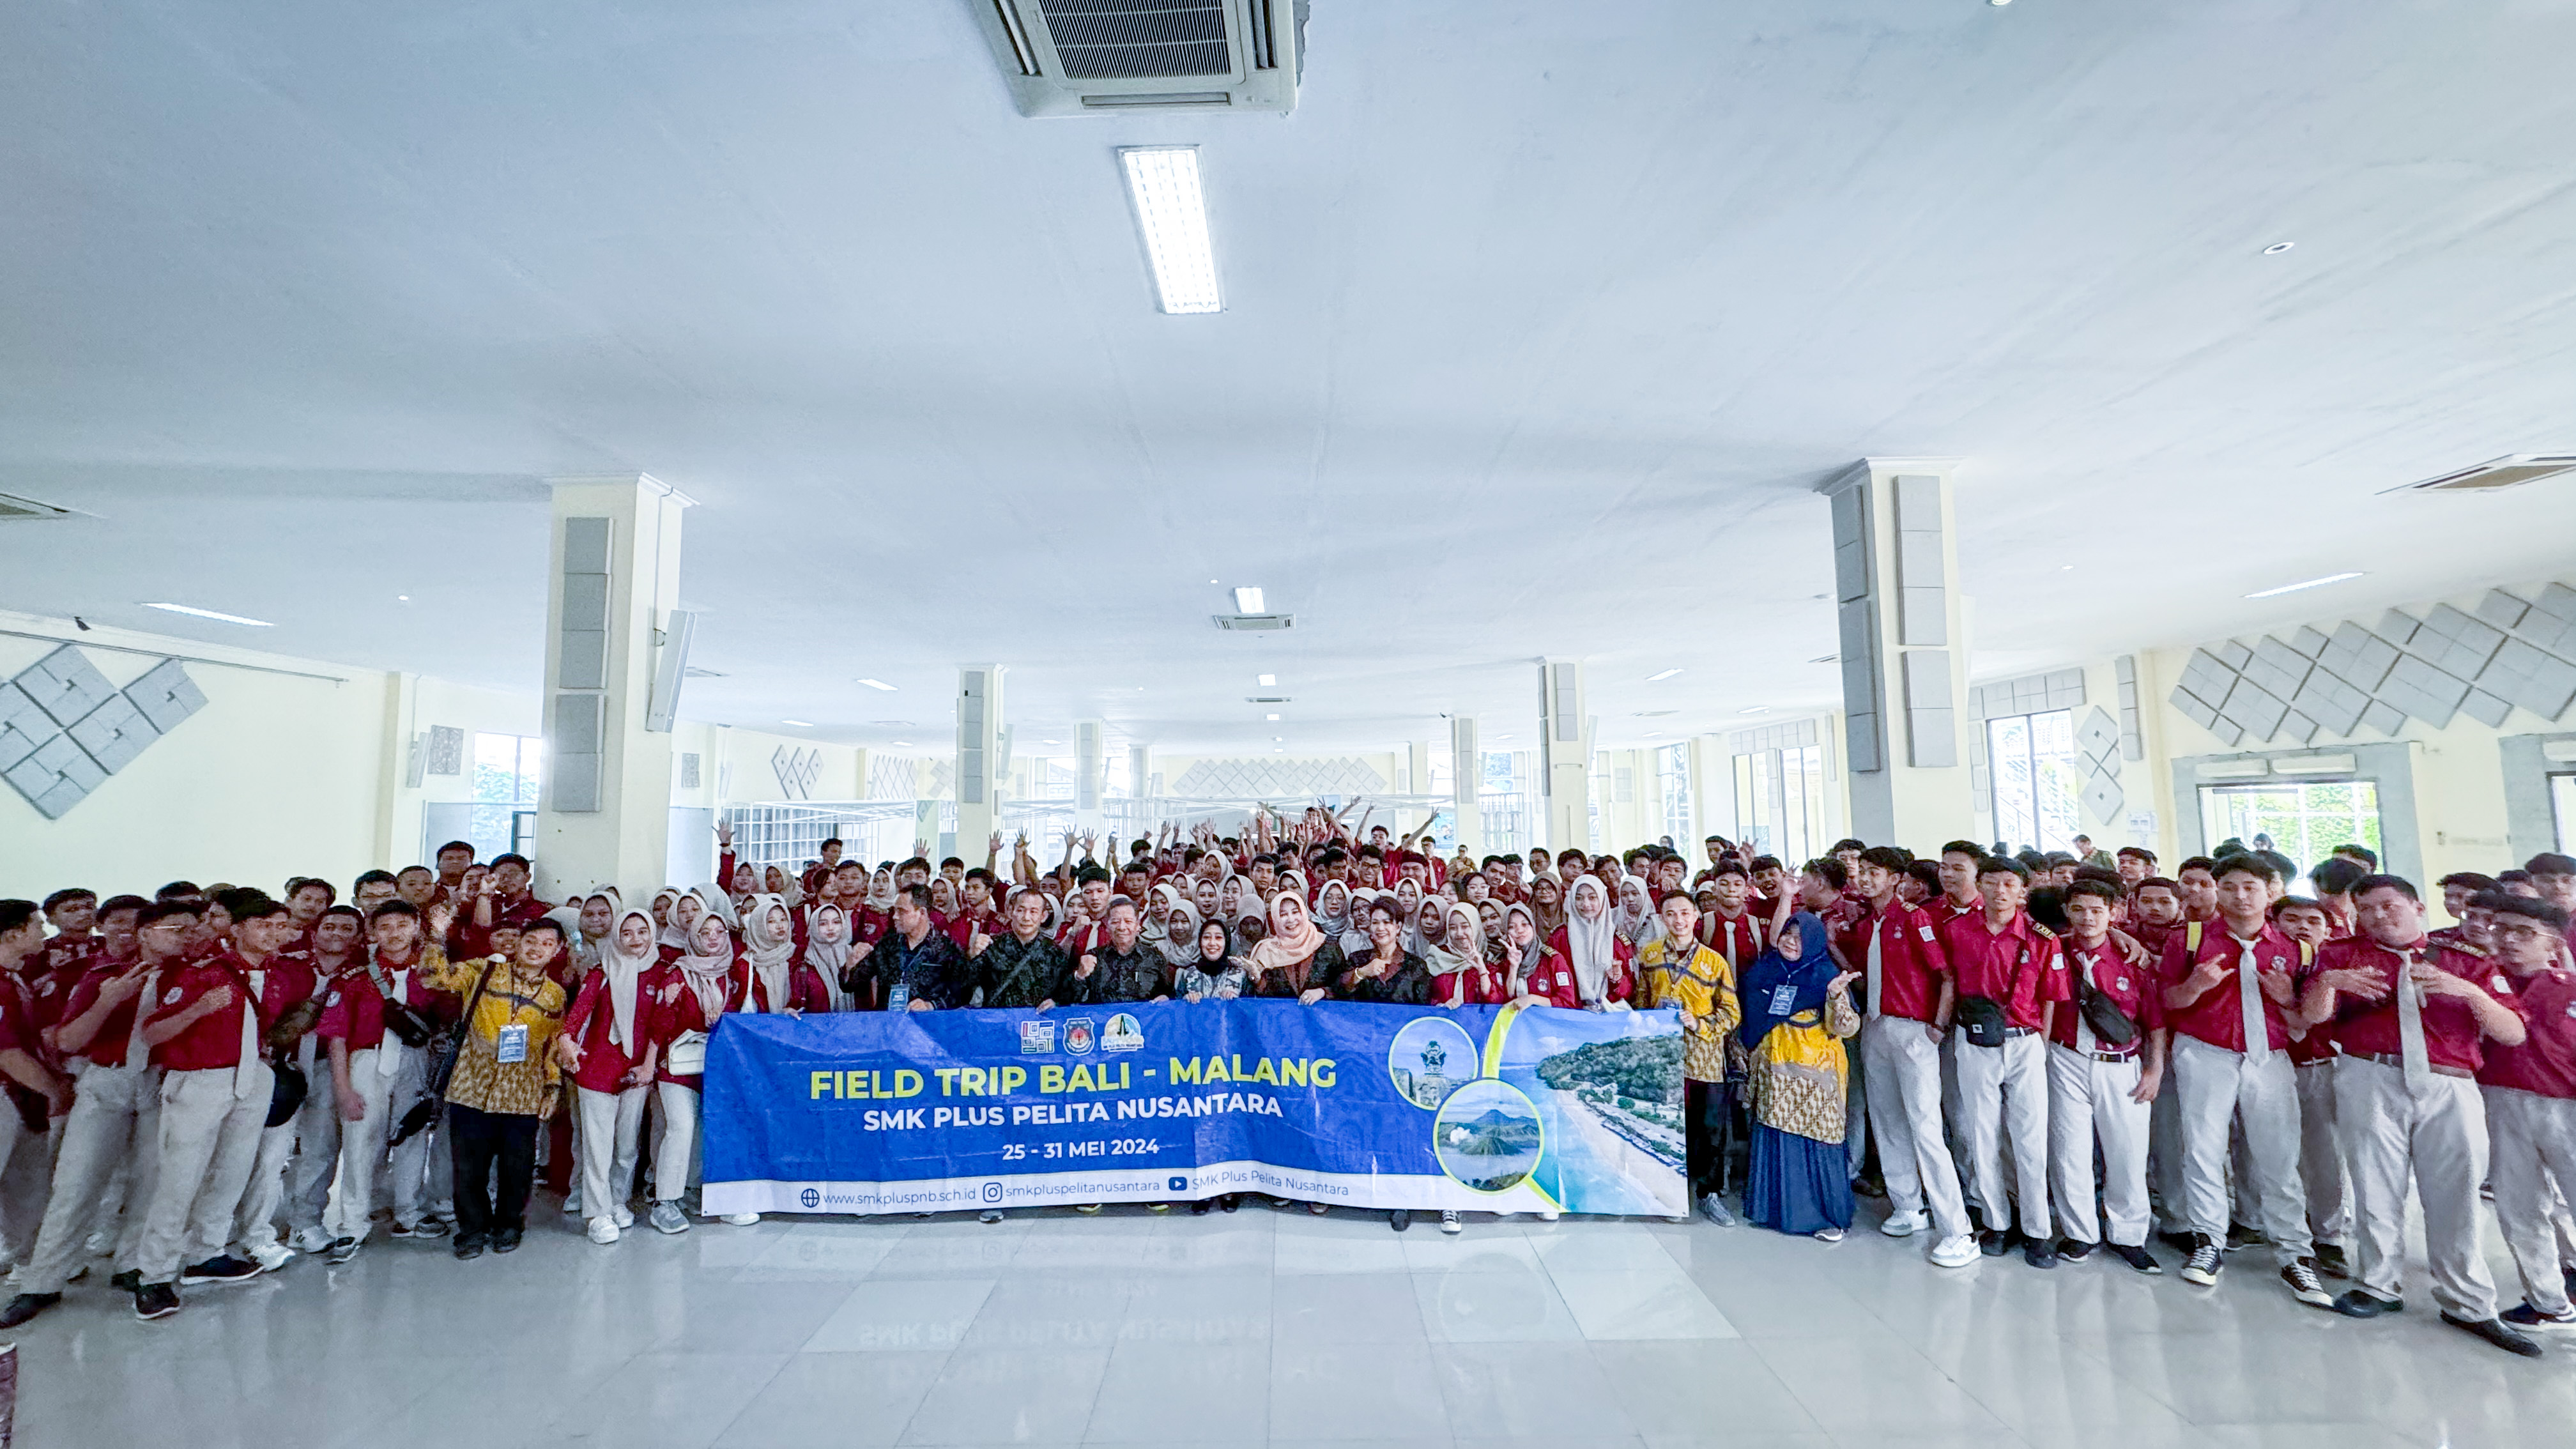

{"left": 13, "top": 1195, "right": 2576, "bottom": 1448}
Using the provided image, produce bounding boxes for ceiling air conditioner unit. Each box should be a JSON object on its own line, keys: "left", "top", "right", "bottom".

{"left": 970, "top": 0, "right": 1307, "bottom": 117}
{"left": 1213, "top": 613, "right": 1293, "bottom": 631}
{"left": 2387, "top": 454, "right": 2576, "bottom": 494}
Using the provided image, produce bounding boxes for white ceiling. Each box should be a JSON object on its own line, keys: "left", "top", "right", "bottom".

{"left": 6, "top": 1, "right": 2575, "bottom": 760}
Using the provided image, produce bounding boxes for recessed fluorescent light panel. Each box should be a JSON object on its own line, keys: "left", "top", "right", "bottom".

{"left": 891, "top": 740, "right": 914, "bottom": 747}
{"left": 144, "top": 602, "right": 272, "bottom": 627}
{"left": 1646, "top": 668, "right": 1682, "bottom": 682}
{"left": 857, "top": 678, "right": 896, "bottom": 691}
{"left": 1121, "top": 146, "right": 1221, "bottom": 315}
{"left": 2244, "top": 572, "right": 2363, "bottom": 599}
{"left": 1232, "top": 586, "right": 1265, "bottom": 613}
{"left": 1257, "top": 673, "right": 1276, "bottom": 687}
{"left": 781, "top": 719, "right": 813, "bottom": 728}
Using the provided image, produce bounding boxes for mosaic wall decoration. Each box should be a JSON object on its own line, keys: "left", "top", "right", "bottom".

{"left": 1, "top": 647, "right": 206, "bottom": 818}
{"left": 1169, "top": 756, "right": 1389, "bottom": 799}
{"left": 2171, "top": 582, "right": 2576, "bottom": 746}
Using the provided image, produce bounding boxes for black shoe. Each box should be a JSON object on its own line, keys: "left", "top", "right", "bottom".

{"left": 180, "top": 1254, "right": 260, "bottom": 1286}
{"left": 2442, "top": 1312, "right": 2544, "bottom": 1357}
{"left": 2057, "top": 1238, "right": 2096, "bottom": 1262}
{"left": 1851, "top": 1176, "right": 1887, "bottom": 1200}
{"left": 2281, "top": 1258, "right": 2333, "bottom": 1307}
{"left": 492, "top": 1227, "right": 523, "bottom": 1254}
{"left": 2313, "top": 1242, "right": 2352, "bottom": 1279}
{"left": 2180, "top": 1237, "right": 2224, "bottom": 1287}
{"left": 133, "top": 1281, "right": 180, "bottom": 1321}
{"left": 452, "top": 1234, "right": 487, "bottom": 1261}
{"left": 2111, "top": 1243, "right": 2162, "bottom": 1275}
{"left": 1220, "top": 1195, "right": 1240, "bottom": 1212}
{"left": 2333, "top": 1289, "right": 2402, "bottom": 1319}
{"left": 1389, "top": 1210, "right": 1411, "bottom": 1232}
{"left": 109, "top": 1269, "right": 141, "bottom": 1293}
{"left": 1978, "top": 1229, "right": 2014, "bottom": 1258}
{"left": 2225, "top": 1221, "right": 2266, "bottom": 1252}
{"left": 2158, "top": 1228, "right": 2198, "bottom": 1252}
{"left": 0, "top": 1292, "right": 59, "bottom": 1328}
{"left": 2501, "top": 1300, "right": 2576, "bottom": 1327}
{"left": 2023, "top": 1238, "right": 2058, "bottom": 1269}
{"left": 1190, "top": 1199, "right": 1213, "bottom": 1216}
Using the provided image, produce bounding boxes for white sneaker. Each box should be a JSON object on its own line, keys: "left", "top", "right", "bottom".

{"left": 289, "top": 1225, "right": 335, "bottom": 1255}
{"left": 1929, "top": 1234, "right": 1981, "bottom": 1268}
{"left": 721, "top": 1212, "right": 760, "bottom": 1227}
{"left": 247, "top": 1239, "right": 296, "bottom": 1273}
{"left": 612, "top": 1206, "right": 634, "bottom": 1229}
{"left": 1439, "top": 1210, "right": 1462, "bottom": 1234}
{"left": 1814, "top": 1227, "right": 1847, "bottom": 1244}
{"left": 1537, "top": 1208, "right": 1561, "bottom": 1222}
{"left": 586, "top": 1216, "right": 620, "bottom": 1246}
{"left": 1880, "top": 1209, "right": 1929, "bottom": 1239}
{"left": 650, "top": 1202, "right": 691, "bottom": 1235}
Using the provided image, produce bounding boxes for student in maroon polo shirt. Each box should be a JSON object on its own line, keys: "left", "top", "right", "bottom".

{"left": 1698, "top": 862, "right": 1767, "bottom": 969}
{"left": 0, "top": 896, "right": 161, "bottom": 1327}
{"left": 1830, "top": 848, "right": 1976, "bottom": 1268}
{"left": 1942, "top": 857, "right": 2067, "bottom": 1266}
{"left": 2157, "top": 854, "right": 2327, "bottom": 1303}
{"left": 2269, "top": 898, "right": 2354, "bottom": 1280}
{"left": 2474, "top": 893, "right": 2576, "bottom": 1331}
{"left": 2301, "top": 878, "right": 2536, "bottom": 1354}
{"left": 132, "top": 894, "right": 289, "bottom": 1319}
{"left": 2046, "top": 878, "right": 2166, "bottom": 1273}
{"left": 0, "top": 900, "right": 75, "bottom": 1275}
{"left": 215, "top": 897, "right": 321, "bottom": 1275}
{"left": 556, "top": 907, "right": 660, "bottom": 1246}
{"left": 1931, "top": 841, "right": 1986, "bottom": 924}
{"left": 317, "top": 901, "right": 450, "bottom": 1260}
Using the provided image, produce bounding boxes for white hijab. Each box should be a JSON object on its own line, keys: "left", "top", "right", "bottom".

{"left": 742, "top": 892, "right": 797, "bottom": 1013}
{"left": 600, "top": 907, "right": 657, "bottom": 1052}
{"left": 1614, "top": 877, "right": 1666, "bottom": 951}
{"left": 1564, "top": 875, "right": 1619, "bottom": 1004}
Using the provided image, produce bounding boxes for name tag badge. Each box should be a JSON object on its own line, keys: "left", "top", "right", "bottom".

{"left": 886, "top": 983, "right": 912, "bottom": 1013}
{"left": 1768, "top": 983, "right": 1799, "bottom": 1016}
{"left": 1919, "top": 926, "right": 1935, "bottom": 942}
{"left": 494, "top": 1023, "right": 529, "bottom": 1064}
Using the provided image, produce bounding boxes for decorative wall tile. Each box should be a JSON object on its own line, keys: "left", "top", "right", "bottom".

{"left": 2167, "top": 578, "right": 2576, "bottom": 746}
{"left": 2, "top": 647, "right": 205, "bottom": 817}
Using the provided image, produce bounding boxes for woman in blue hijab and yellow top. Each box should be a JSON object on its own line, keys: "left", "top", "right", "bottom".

{"left": 1737, "top": 890, "right": 1863, "bottom": 1241}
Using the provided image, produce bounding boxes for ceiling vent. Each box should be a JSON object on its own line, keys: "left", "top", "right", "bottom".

{"left": 970, "top": 0, "right": 1306, "bottom": 117}
{"left": 1246, "top": 695, "right": 1292, "bottom": 703}
{"left": 2389, "top": 454, "right": 2576, "bottom": 494}
{"left": 0, "top": 491, "right": 81, "bottom": 521}
{"left": 1213, "top": 613, "right": 1294, "bottom": 632}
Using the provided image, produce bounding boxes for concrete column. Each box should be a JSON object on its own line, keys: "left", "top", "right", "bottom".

{"left": 1825, "top": 458, "right": 1977, "bottom": 847}
{"left": 1075, "top": 719, "right": 1105, "bottom": 840}
{"left": 1448, "top": 716, "right": 1482, "bottom": 855}
{"left": 1538, "top": 659, "right": 1591, "bottom": 852}
{"left": 533, "top": 473, "right": 691, "bottom": 901}
{"left": 954, "top": 664, "right": 1002, "bottom": 865}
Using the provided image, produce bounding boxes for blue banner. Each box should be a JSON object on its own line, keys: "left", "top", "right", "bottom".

{"left": 700, "top": 999, "right": 1685, "bottom": 1217}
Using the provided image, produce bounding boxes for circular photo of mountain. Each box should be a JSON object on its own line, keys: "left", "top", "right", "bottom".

{"left": 1387, "top": 1017, "right": 1477, "bottom": 1110}
{"left": 1432, "top": 1078, "right": 1545, "bottom": 1193}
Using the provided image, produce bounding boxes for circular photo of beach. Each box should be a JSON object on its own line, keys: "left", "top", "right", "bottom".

{"left": 1432, "top": 1078, "right": 1545, "bottom": 1193}
{"left": 1387, "top": 1017, "right": 1478, "bottom": 1111}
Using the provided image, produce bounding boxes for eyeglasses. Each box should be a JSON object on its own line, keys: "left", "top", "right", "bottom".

{"left": 2494, "top": 923, "right": 2557, "bottom": 942}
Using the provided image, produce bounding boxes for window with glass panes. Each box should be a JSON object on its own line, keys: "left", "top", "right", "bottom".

{"left": 1985, "top": 710, "right": 2083, "bottom": 855}
{"left": 470, "top": 733, "right": 542, "bottom": 862}
{"left": 2198, "top": 780, "right": 2383, "bottom": 892}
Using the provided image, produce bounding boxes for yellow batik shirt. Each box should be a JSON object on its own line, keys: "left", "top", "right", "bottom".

{"left": 1636, "top": 938, "right": 1740, "bottom": 1083}
{"left": 420, "top": 953, "right": 569, "bottom": 1117}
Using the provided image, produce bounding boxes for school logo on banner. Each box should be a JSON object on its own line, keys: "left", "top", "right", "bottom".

{"left": 1063, "top": 1017, "right": 1096, "bottom": 1055}
{"left": 1102, "top": 1013, "right": 1144, "bottom": 1053}
{"left": 1019, "top": 1018, "right": 1057, "bottom": 1054}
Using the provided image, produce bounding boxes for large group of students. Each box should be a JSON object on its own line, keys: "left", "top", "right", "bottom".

{"left": 2, "top": 806, "right": 2573, "bottom": 1360}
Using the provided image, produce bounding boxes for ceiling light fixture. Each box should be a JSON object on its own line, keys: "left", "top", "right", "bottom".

{"left": 1041, "top": 739, "right": 1061, "bottom": 745}
{"left": 1232, "top": 586, "right": 1265, "bottom": 613}
{"left": 781, "top": 719, "right": 814, "bottom": 728}
{"left": 1646, "top": 668, "right": 1682, "bottom": 682}
{"left": 857, "top": 678, "right": 896, "bottom": 691}
{"left": 1257, "top": 673, "right": 1276, "bottom": 687}
{"left": 1120, "top": 146, "right": 1222, "bottom": 315}
{"left": 1739, "top": 707, "right": 1771, "bottom": 716}
{"left": 143, "top": 602, "right": 272, "bottom": 627}
{"left": 891, "top": 740, "right": 914, "bottom": 747}
{"left": 1266, "top": 713, "right": 1280, "bottom": 721}
{"left": 396, "top": 594, "right": 410, "bottom": 602}
{"left": 2263, "top": 241, "right": 2295, "bottom": 255}
{"left": 1809, "top": 654, "right": 1838, "bottom": 664}
{"left": 2244, "top": 571, "right": 2363, "bottom": 599}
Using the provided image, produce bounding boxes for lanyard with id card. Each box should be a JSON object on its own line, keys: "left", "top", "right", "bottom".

{"left": 495, "top": 1022, "right": 530, "bottom": 1064}
{"left": 1768, "top": 982, "right": 1800, "bottom": 1017}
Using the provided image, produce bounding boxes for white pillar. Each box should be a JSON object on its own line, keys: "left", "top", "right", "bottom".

{"left": 533, "top": 474, "right": 690, "bottom": 902}
{"left": 1538, "top": 658, "right": 1590, "bottom": 852}
{"left": 1449, "top": 715, "right": 1482, "bottom": 855}
{"left": 954, "top": 664, "right": 1002, "bottom": 865}
{"left": 1075, "top": 719, "right": 1105, "bottom": 841}
{"left": 1825, "top": 458, "right": 1977, "bottom": 847}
